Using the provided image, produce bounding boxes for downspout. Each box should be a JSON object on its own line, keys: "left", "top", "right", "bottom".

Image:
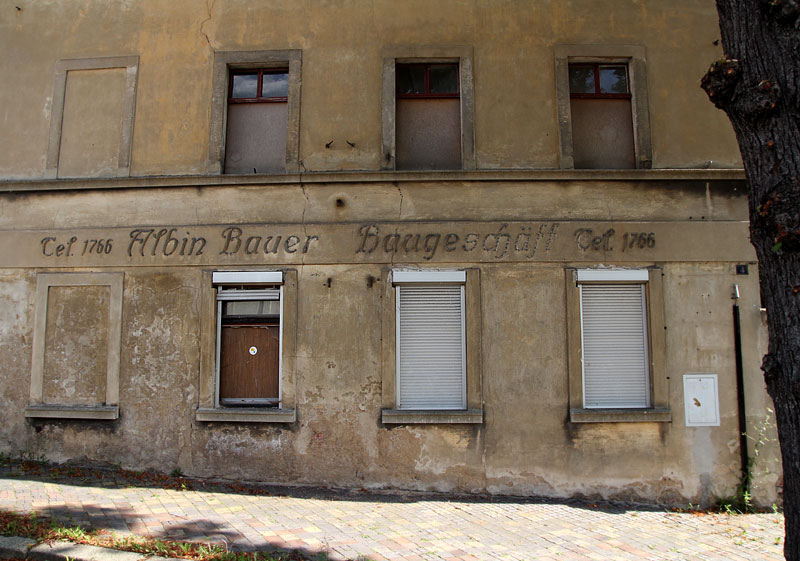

{"left": 732, "top": 284, "right": 750, "bottom": 493}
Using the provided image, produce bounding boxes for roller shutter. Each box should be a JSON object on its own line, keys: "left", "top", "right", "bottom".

{"left": 396, "top": 284, "right": 466, "bottom": 410}
{"left": 580, "top": 283, "right": 650, "bottom": 408}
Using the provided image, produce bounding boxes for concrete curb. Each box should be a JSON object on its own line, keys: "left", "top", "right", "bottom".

{"left": 0, "top": 536, "right": 172, "bottom": 561}
{"left": 0, "top": 537, "right": 35, "bottom": 559}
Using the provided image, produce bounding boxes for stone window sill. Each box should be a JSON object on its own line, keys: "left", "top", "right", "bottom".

{"left": 381, "top": 409, "right": 483, "bottom": 424}
{"left": 195, "top": 407, "right": 296, "bottom": 423}
{"left": 570, "top": 408, "right": 671, "bottom": 423}
{"left": 24, "top": 404, "right": 119, "bottom": 420}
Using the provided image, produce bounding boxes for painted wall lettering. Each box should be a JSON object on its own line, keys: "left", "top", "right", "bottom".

{"left": 24, "top": 220, "right": 705, "bottom": 267}
{"left": 41, "top": 236, "right": 113, "bottom": 257}
{"left": 128, "top": 228, "right": 206, "bottom": 257}
{"left": 39, "top": 226, "right": 320, "bottom": 262}
{"left": 219, "top": 227, "right": 319, "bottom": 256}
{"left": 575, "top": 228, "right": 656, "bottom": 253}
{"left": 356, "top": 223, "right": 560, "bottom": 260}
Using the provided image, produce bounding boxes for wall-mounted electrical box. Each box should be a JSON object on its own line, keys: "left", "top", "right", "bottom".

{"left": 683, "top": 374, "right": 720, "bottom": 427}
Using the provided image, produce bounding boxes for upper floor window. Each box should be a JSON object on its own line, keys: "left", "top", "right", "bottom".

{"left": 554, "top": 45, "right": 653, "bottom": 170}
{"left": 208, "top": 50, "right": 302, "bottom": 175}
{"left": 381, "top": 47, "right": 476, "bottom": 172}
{"left": 394, "top": 62, "right": 461, "bottom": 170}
{"left": 568, "top": 63, "right": 635, "bottom": 169}
{"left": 225, "top": 69, "right": 290, "bottom": 174}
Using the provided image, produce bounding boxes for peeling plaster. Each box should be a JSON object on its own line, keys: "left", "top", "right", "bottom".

{"left": 0, "top": 278, "right": 29, "bottom": 339}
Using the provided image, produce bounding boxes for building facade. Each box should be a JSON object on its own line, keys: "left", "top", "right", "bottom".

{"left": 0, "top": 0, "right": 782, "bottom": 505}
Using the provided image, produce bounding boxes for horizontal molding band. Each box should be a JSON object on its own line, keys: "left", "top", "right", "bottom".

{"left": 0, "top": 169, "right": 746, "bottom": 193}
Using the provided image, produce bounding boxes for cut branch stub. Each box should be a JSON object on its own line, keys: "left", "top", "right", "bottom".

{"left": 701, "top": 59, "right": 740, "bottom": 110}
{"left": 756, "top": 183, "right": 800, "bottom": 252}
{"left": 747, "top": 79, "right": 782, "bottom": 117}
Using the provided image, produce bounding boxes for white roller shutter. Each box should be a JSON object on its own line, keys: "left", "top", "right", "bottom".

{"left": 580, "top": 283, "right": 650, "bottom": 408}
{"left": 396, "top": 284, "right": 466, "bottom": 410}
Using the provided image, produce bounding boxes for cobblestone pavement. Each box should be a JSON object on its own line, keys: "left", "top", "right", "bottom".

{"left": 0, "top": 465, "right": 786, "bottom": 561}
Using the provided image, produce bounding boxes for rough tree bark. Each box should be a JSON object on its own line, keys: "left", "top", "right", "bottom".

{"left": 701, "top": 1, "right": 800, "bottom": 558}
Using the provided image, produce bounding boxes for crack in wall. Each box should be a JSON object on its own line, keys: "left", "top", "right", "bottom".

{"left": 391, "top": 184, "right": 404, "bottom": 268}
{"left": 199, "top": 0, "right": 217, "bottom": 49}
{"left": 299, "top": 181, "right": 309, "bottom": 268}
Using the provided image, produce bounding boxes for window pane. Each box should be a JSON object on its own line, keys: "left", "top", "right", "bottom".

{"left": 231, "top": 73, "right": 258, "bottom": 98}
{"left": 599, "top": 66, "right": 628, "bottom": 94}
{"left": 223, "top": 299, "right": 280, "bottom": 318}
{"left": 262, "top": 72, "right": 289, "bottom": 98}
{"left": 569, "top": 66, "right": 595, "bottom": 94}
{"left": 428, "top": 64, "right": 459, "bottom": 94}
{"left": 396, "top": 65, "right": 426, "bottom": 95}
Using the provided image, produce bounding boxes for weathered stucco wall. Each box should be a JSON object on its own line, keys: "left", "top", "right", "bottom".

{"left": 0, "top": 0, "right": 778, "bottom": 507}
{"left": 0, "top": 0, "right": 740, "bottom": 179}
{"left": 0, "top": 178, "right": 780, "bottom": 506}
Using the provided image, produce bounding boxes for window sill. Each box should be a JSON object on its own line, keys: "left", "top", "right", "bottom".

{"left": 381, "top": 409, "right": 483, "bottom": 425}
{"left": 570, "top": 408, "right": 671, "bottom": 423}
{"left": 24, "top": 404, "right": 119, "bottom": 420}
{"left": 195, "top": 407, "right": 296, "bottom": 423}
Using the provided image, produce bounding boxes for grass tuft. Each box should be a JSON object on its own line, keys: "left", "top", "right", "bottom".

{"left": 0, "top": 510, "right": 323, "bottom": 560}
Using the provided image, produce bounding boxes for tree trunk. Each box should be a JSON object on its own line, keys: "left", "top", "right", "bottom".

{"left": 702, "top": 2, "right": 800, "bottom": 558}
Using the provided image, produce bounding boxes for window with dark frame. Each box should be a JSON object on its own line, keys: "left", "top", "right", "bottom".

{"left": 224, "top": 68, "right": 289, "bottom": 174}
{"left": 396, "top": 63, "right": 460, "bottom": 97}
{"left": 395, "top": 62, "right": 462, "bottom": 170}
{"left": 568, "top": 63, "right": 636, "bottom": 169}
{"left": 568, "top": 64, "right": 630, "bottom": 98}
{"left": 229, "top": 69, "right": 289, "bottom": 102}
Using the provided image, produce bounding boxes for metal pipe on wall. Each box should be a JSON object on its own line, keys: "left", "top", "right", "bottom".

{"left": 732, "top": 284, "right": 750, "bottom": 492}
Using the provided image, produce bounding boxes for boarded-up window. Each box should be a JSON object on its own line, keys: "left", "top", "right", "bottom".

{"left": 395, "top": 63, "right": 461, "bottom": 170}
{"left": 224, "top": 70, "right": 289, "bottom": 174}
{"left": 569, "top": 64, "right": 635, "bottom": 169}
{"left": 42, "top": 285, "right": 110, "bottom": 405}
{"left": 27, "top": 272, "right": 123, "bottom": 420}
{"left": 214, "top": 272, "right": 283, "bottom": 407}
{"left": 58, "top": 68, "right": 126, "bottom": 178}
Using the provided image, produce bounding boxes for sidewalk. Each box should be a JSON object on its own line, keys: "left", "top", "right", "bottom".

{"left": 0, "top": 461, "right": 785, "bottom": 561}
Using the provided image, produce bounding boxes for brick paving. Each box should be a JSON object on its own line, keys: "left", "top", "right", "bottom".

{"left": 0, "top": 465, "right": 786, "bottom": 560}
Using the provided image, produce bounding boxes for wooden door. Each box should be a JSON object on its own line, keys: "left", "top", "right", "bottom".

{"left": 219, "top": 323, "right": 280, "bottom": 403}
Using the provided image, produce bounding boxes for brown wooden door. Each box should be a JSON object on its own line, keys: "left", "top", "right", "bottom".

{"left": 219, "top": 324, "right": 279, "bottom": 402}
